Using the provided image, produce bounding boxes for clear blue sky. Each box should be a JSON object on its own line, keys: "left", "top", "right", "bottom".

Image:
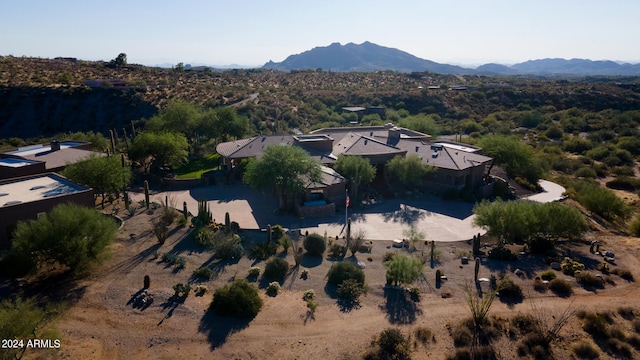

{"left": 1, "top": 0, "right": 639, "bottom": 67}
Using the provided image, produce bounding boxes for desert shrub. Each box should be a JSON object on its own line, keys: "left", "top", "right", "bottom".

{"left": 497, "top": 278, "right": 523, "bottom": 299}
{"left": 574, "top": 166, "right": 597, "bottom": 179}
{"left": 572, "top": 339, "right": 600, "bottom": 359}
{"left": 162, "top": 253, "right": 177, "bottom": 264}
{"left": 450, "top": 323, "right": 473, "bottom": 347}
{"left": 376, "top": 328, "right": 411, "bottom": 359}
{"left": 611, "top": 268, "right": 634, "bottom": 281}
{"left": 383, "top": 252, "right": 396, "bottom": 262}
{"left": 266, "top": 281, "right": 281, "bottom": 296}
{"left": 629, "top": 213, "right": 640, "bottom": 237}
{"left": 607, "top": 338, "right": 632, "bottom": 357}
{"left": 327, "top": 243, "right": 345, "bottom": 258}
{"left": 578, "top": 311, "right": 612, "bottom": 337}
{"left": 540, "top": 270, "right": 557, "bottom": 281}
{"left": 327, "top": 261, "right": 365, "bottom": 286}
{"left": 561, "top": 257, "right": 585, "bottom": 276}
{"left": 248, "top": 266, "right": 260, "bottom": 277}
{"left": 488, "top": 246, "right": 517, "bottom": 261}
{"left": 303, "top": 289, "right": 315, "bottom": 301}
{"left": 213, "top": 233, "right": 243, "bottom": 260}
{"left": 175, "top": 256, "right": 186, "bottom": 269}
{"left": 517, "top": 332, "right": 550, "bottom": 358}
{"left": 194, "top": 285, "right": 208, "bottom": 295}
{"left": 336, "top": 278, "right": 366, "bottom": 302}
{"left": 271, "top": 224, "right": 285, "bottom": 240}
{"left": 617, "top": 306, "right": 637, "bottom": 320}
{"left": 303, "top": 233, "right": 326, "bottom": 256}
{"left": 606, "top": 176, "right": 640, "bottom": 191}
{"left": 193, "top": 267, "right": 212, "bottom": 280}
{"left": 250, "top": 242, "right": 278, "bottom": 260}
{"left": 527, "top": 237, "right": 555, "bottom": 254}
{"left": 263, "top": 258, "right": 289, "bottom": 280}
{"left": 301, "top": 269, "right": 310, "bottom": 279}
{"left": 576, "top": 271, "right": 604, "bottom": 288}
{"left": 414, "top": 326, "right": 435, "bottom": 345}
{"left": 511, "top": 314, "right": 538, "bottom": 334}
{"left": 211, "top": 279, "right": 262, "bottom": 318}
{"left": 549, "top": 278, "right": 573, "bottom": 295}
{"left": 194, "top": 226, "right": 215, "bottom": 247}
{"left": 278, "top": 236, "right": 291, "bottom": 253}
{"left": 627, "top": 333, "right": 640, "bottom": 349}
{"left": 611, "top": 166, "right": 635, "bottom": 177}
{"left": 596, "top": 261, "right": 610, "bottom": 273}
{"left": 634, "top": 319, "right": 640, "bottom": 333}
{"left": 533, "top": 277, "right": 547, "bottom": 292}
{"left": 173, "top": 282, "right": 191, "bottom": 297}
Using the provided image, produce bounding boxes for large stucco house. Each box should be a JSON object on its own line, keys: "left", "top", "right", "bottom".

{"left": 216, "top": 123, "right": 493, "bottom": 217}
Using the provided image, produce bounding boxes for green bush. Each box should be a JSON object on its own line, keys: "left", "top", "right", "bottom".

{"left": 327, "top": 261, "right": 365, "bottom": 286}
{"left": 215, "top": 234, "right": 243, "bottom": 260}
{"left": 576, "top": 271, "right": 604, "bottom": 288}
{"left": 173, "top": 282, "right": 191, "bottom": 297}
{"left": 248, "top": 266, "right": 261, "bottom": 277}
{"left": 250, "top": 242, "right": 278, "bottom": 260}
{"left": 629, "top": 213, "right": 640, "bottom": 237}
{"left": 337, "top": 278, "right": 366, "bottom": 302}
{"left": 271, "top": 224, "right": 285, "bottom": 240}
{"left": 606, "top": 176, "right": 640, "bottom": 191}
{"left": 263, "top": 258, "right": 289, "bottom": 280}
{"left": 194, "top": 226, "right": 215, "bottom": 247}
{"left": 328, "top": 243, "right": 345, "bottom": 258}
{"left": 211, "top": 279, "right": 262, "bottom": 318}
{"left": 540, "top": 270, "right": 557, "bottom": 281}
{"left": 611, "top": 166, "right": 635, "bottom": 177}
{"left": 549, "top": 278, "right": 573, "bottom": 295}
{"left": 488, "top": 246, "right": 517, "bottom": 261}
{"left": 193, "top": 267, "right": 213, "bottom": 280}
{"left": 573, "top": 166, "right": 597, "bottom": 179}
{"left": 376, "top": 328, "right": 411, "bottom": 359}
{"left": 304, "top": 233, "right": 326, "bottom": 256}
{"left": 497, "top": 277, "right": 523, "bottom": 299}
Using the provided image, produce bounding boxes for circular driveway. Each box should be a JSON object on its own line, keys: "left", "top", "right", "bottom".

{"left": 130, "top": 180, "right": 564, "bottom": 243}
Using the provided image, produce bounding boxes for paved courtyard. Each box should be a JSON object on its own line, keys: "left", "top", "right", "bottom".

{"left": 130, "top": 180, "right": 564, "bottom": 243}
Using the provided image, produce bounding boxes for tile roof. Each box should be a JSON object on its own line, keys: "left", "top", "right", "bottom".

{"left": 333, "top": 132, "right": 405, "bottom": 157}
{"left": 23, "top": 148, "right": 105, "bottom": 170}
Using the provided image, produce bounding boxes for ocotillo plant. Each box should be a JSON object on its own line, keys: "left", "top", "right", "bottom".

{"left": 144, "top": 180, "right": 150, "bottom": 209}
{"left": 267, "top": 224, "right": 272, "bottom": 243}
{"left": 109, "top": 129, "right": 115, "bottom": 155}
{"left": 474, "top": 257, "right": 481, "bottom": 282}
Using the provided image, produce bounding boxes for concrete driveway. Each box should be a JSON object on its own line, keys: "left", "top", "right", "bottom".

{"left": 129, "top": 180, "right": 564, "bottom": 243}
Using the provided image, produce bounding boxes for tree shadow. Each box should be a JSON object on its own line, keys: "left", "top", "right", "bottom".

{"left": 19, "top": 271, "right": 88, "bottom": 308}
{"left": 157, "top": 293, "right": 187, "bottom": 326}
{"left": 301, "top": 254, "right": 323, "bottom": 268}
{"left": 380, "top": 287, "right": 423, "bottom": 324}
{"left": 198, "top": 306, "right": 252, "bottom": 350}
{"left": 109, "top": 242, "right": 162, "bottom": 275}
{"left": 382, "top": 204, "right": 428, "bottom": 224}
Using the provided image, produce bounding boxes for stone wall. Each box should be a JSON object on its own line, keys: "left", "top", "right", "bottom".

{"left": 296, "top": 202, "right": 335, "bottom": 218}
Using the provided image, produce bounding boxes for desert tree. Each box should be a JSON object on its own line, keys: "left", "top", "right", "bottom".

{"left": 62, "top": 153, "right": 132, "bottom": 208}
{"left": 348, "top": 228, "right": 367, "bottom": 256}
{"left": 243, "top": 144, "right": 321, "bottom": 211}
{"left": 403, "top": 223, "right": 425, "bottom": 251}
{"left": 383, "top": 254, "right": 424, "bottom": 286}
{"left": 386, "top": 154, "right": 435, "bottom": 189}
{"left": 477, "top": 135, "right": 543, "bottom": 185}
{"left": 10, "top": 203, "right": 118, "bottom": 273}
{"left": 127, "top": 131, "right": 189, "bottom": 173}
{"left": 335, "top": 154, "right": 375, "bottom": 206}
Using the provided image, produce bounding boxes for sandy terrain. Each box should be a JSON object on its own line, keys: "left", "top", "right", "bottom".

{"left": 22, "top": 202, "right": 640, "bottom": 360}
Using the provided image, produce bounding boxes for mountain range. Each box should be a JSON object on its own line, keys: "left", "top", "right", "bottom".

{"left": 262, "top": 42, "right": 640, "bottom": 76}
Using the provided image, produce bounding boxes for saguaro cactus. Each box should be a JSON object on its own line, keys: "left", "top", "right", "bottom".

{"left": 144, "top": 180, "right": 150, "bottom": 209}
{"left": 267, "top": 224, "right": 272, "bottom": 243}
{"left": 473, "top": 234, "right": 480, "bottom": 255}
{"left": 474, "top": 257, "right": 481, "bottom": 282}
{"left": 143, "top": 275, "right": 150, "bottom": 289}
{"left": 109, "top": 129, "right": 116, "bottom": 155}
{"left": 225, "top": 212, "right": 231, "bottom": 230}
{"left": 183, "top": 201, "right": 188, "bottom": 219}
{"left": 436, "top": 269, "right": 442, "bottom": 288}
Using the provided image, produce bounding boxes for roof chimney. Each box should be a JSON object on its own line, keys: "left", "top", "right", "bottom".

{"left": 50, "top": 140, "right": 60, "bottom": 151}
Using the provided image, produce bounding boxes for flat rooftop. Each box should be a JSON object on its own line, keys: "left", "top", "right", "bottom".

{"left": 0, "top": 174, "right": 89, "bottom": 207}
{"left": 0, "top": 157, "right": 40, "bottom": 168}
{"left": 6, "top": 141, "right": 86, "bottom": 157}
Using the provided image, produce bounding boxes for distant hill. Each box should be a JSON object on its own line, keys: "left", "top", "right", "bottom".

{"left": 262, "top": 42, "right": 640, "bottom": 76}
{"left": 262, "top": 42, "right": 472, "bottom": 74}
